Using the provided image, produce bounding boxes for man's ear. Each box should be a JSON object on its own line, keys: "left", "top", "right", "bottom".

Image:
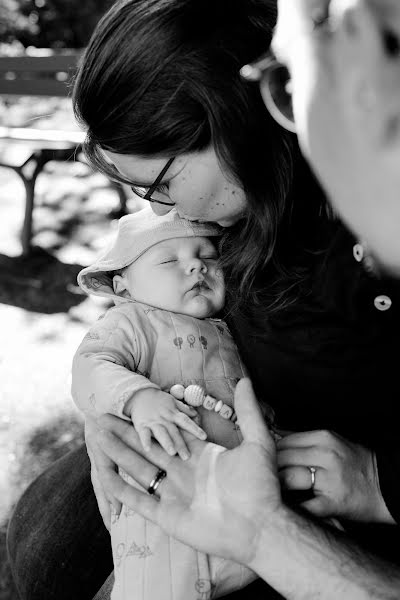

{"left": 112, "top": 274, "right": 130, "bottom": 298}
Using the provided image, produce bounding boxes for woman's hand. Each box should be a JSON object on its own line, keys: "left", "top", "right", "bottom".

{"left": 277, "top": 430, "right": 394, "bottom": 523}
{"left": 95, "top": 378, "right": 283, "bottom": 566}
{"left": 84, "top": 415, "right": 122, "bottom": 531}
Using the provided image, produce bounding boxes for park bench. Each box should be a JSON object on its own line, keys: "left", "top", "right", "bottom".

{"left": 0, "top": 51, "right": 128, "bottom": 255}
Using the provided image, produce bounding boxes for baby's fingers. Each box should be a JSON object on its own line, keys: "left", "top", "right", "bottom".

{"left": 137, "top": 426, "right": 152, "bottom": 453}
{"left": 151, "top": 424, "right": 176, "bottom": 456}
{"left": 174, "top": 399, "right": 197, "bottom": 417}
{"left": 173, "top": 411, "right": 207, "bottom": 441}
{"left": 163, "top": 423, "right": 190, "bottom": 461}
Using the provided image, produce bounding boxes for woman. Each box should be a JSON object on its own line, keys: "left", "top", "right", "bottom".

{"left": 7, "top": 1, "right": 400, "bottom": 599}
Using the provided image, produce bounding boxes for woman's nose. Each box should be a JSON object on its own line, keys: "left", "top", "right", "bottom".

{"left": 149, "top": 202, "right": 173, "bottom": 216}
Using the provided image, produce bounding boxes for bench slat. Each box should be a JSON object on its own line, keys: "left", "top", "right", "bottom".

{"left": 0, "top": 126, "right": 85, "bottom": 144}
{"left": 0, "top": 53, "right": 83, "bottom": 73}
{"left": 0, "top": 79, "right": 74, "bottom": 97}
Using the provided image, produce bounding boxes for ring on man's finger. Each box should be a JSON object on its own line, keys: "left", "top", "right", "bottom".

{"left": 308, "top": 466, "right": 317, "bottom": 490}
{"left": 147, "top": 468, "right": 167, "bottom": 496}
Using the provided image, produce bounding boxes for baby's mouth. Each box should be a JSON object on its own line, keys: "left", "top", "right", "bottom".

{"left": 190, "top": 280, "right": 210, "bottom": 292}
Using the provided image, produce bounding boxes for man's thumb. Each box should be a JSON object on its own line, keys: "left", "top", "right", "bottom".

{"left": 235, "top": 378, "right": 275, "bottom": 450}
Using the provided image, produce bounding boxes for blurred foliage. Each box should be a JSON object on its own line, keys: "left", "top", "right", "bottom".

{"left": 0, "top": 0, "right": 115, "bottom": 48}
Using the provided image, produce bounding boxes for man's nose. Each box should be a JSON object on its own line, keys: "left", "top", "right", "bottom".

{"left": 149, "top": 203, "right": 173, "bottom": 216}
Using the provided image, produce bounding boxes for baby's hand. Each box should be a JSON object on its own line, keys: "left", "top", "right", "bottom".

{"left": 127, "top": 388, "right": 207, "bottom": 460}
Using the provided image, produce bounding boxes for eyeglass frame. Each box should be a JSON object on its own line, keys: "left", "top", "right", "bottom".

{"left": 239, "top": 7, "right": 332, "bottom": 133}
{"left": 132, "top": 156, "right": 176, "bottom": 206}
{"left": 240, "top": 55, "right": 296, "bottom": 133}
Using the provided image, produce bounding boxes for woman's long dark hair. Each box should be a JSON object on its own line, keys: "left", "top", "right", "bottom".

{"left": 73, "top": 0, "right": 328, "bottom": 319}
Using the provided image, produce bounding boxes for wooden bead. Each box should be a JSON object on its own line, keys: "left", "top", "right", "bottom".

{"left": 219, "top": 404, "right": 233, "bottom": 420}
{"left": 231, "top": 413, "right": 238, "bottom": 423}
{"left": 214, "top": 400, "right": 223, "bottom": 413}
{"left": 169, "top": 384, "right": 185, "bottom": 400}
{"left": 203, "top": 395, "right": 217, "bottom": 410}
{"left": 184, "top": 384, "right": 206, "bottom": 407}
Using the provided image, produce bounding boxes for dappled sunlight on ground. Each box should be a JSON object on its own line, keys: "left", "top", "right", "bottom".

{"left": 0, "top": 97, "right": 143, "bottom": 599}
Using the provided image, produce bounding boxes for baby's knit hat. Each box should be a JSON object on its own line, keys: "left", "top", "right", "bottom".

{"left": 78, "top": 207, "right": 221, "bottom": 300}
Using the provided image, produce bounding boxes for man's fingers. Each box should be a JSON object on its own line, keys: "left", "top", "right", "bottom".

{"left": 97, "top": 414, "right": 171, "bottom": 466}
{"left": 98, "top": 427, "right": 163, "bottom": 489}
{"left": 103, "top": 468, "right": 161, "bottom": 524}
{"left": 234, "top": 378, "right": 274, "bottom": 450}
{"left": 90, "top": 463, "right": 113, "bottom": 531}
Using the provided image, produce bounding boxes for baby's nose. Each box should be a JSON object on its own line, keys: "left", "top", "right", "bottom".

{"left": 188, "top": 258, "right": 207, "bottom": 274}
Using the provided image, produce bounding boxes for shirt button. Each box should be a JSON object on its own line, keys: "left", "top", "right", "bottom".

{"left": 374, "top": 295, "right": 392, "bottom": 311}
{"left": 353, "top": 243, "right": 364, "bottom": 262}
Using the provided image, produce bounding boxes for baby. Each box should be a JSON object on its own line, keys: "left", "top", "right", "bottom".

{"left": 71, "top": 207, "right": 258, "bottom": 600}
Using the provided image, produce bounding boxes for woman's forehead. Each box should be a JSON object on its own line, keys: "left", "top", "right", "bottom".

{"left": 102, "top": 149, "right": 171, "bottom": 183}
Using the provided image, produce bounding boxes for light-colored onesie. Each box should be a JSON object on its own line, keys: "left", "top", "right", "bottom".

{"left": 72, "top": 298, "right": 258, "bottom": 600}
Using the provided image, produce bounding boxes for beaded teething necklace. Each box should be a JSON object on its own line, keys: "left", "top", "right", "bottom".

{"left": 169, "top": 384, "right": 237, "bottom": 422}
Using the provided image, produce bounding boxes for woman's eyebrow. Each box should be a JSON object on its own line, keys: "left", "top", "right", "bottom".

{"left": 111, "top": 158, "right": 185, "bottom": 188}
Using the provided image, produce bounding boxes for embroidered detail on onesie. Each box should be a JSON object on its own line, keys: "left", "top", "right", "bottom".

{"left": 199, "top": 335, "right": 208, "bottom": 349}
{"left": 88, "top": 393, "right": 96, "bottom": 408}
{"left": 195, "top": 578, "right": 214, "bottom": 600}
{"left": 110, "top": 506, "right": 119, "bottom": 525}
{"left": 187, "top": 334, "right": 196, "bottom": 348}
{"left": 123, "top": 506, "right": 136, "bottom": 518}
{"left": 126, "top": 540, "right": 153, "bottom": 559}
{"left": 83, "top": 331, "right": 100, "bottom": 341}
{"left": 173, "top": 336, "right": 183, "bottom": 349}
{"left": 114, "top": 543, "right": 125, "bottom": 568}
{"left": 216, "top": 325, "right": 225, "bottom": 335}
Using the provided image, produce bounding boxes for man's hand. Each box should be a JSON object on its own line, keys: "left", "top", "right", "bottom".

{"left": 84, "top": 415, "right": 121, "bottom": 530}
{"left": 97, "top": 378, "right": 282, "bottom": 566}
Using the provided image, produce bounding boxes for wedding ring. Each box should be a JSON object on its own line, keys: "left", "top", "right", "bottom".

{"left": 147, "top": 468, "right": 167, "bottom": 496}
{"left": 309, "top": 466, "right": 317, "bottom": 490}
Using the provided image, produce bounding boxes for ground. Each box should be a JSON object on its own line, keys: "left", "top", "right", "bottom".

{"left": 0, "top": 96, "right": 141, "bottom": 599}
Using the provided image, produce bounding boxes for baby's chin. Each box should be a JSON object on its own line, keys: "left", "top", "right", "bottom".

{"left": 181, "top": 295, "right": 221, "bottom": 319}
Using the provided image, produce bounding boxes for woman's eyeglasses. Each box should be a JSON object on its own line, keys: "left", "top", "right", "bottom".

{"left": 240, "top": 55, "right": 295, "bottom": 133}
{"left": 131, "top": 156, "right": 176, "bottom": 206}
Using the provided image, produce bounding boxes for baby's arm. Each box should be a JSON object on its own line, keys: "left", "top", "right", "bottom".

{"left": 71, "top": 309, "right": 206, "bottom": 459}
{"left": 124, "top": 388, "right": 207, "bottom": 460}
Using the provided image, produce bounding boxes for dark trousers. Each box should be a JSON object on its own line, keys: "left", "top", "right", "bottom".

{"left": 6, "top": 444, "right": 282, "bottom": 600}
